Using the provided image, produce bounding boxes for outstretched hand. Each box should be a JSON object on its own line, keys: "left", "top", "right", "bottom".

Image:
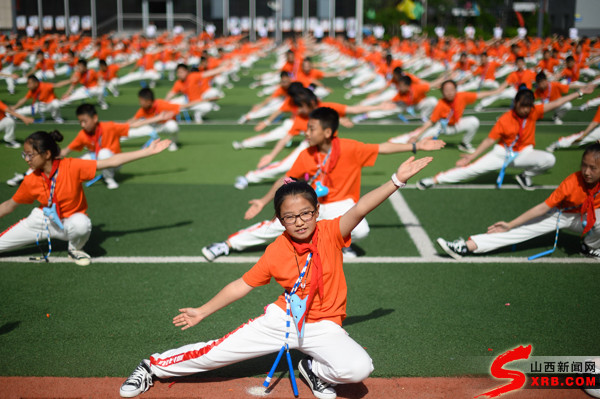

{"left": 395, "top": 156, "right": 433, "bottom": 183}
{"left": 487, "top": 221, "right": 510, "bottom": 234}
{"left": 145, "top": 139, "right": 172, "bottom": 154}
{"left": 244, "top": 199, "right": 265, "bottom": 220}
{"left": 417, "top": 137, "right": 446, "bottom": 151}
{"left": 173, "top": 307, "right": 203, "bottom": 331}
{"left": 456, "top": 153, "right": 474, "bottom": 167}
{"left": 257, "top": 154, "right": 274, "bottom": 169}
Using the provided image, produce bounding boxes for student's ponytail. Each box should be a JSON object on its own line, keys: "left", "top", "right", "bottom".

{"left": 25, "top": 130, "right": 63, "bottom": 159}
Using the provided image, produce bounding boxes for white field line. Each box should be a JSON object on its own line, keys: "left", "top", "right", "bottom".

{"left": 0, "top": 255, "right": 595, "bottom": 264}
{"left": 388, "top": 191, "right": 438, "bottom": 258}
{"left": 403, "top": 184, "right": 559, "bottom": 190}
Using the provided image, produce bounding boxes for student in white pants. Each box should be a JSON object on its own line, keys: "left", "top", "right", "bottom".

{"left": 0, "top": 99, "right": 34, "bottom": 148}
{"left": 437, "top": 143, "right": 600, "bottom": 260}
{"left": 119, "top": 156, "right": 433, "bottom": 399}
{"left": 417, "top": 86, "right": 594, "bottom": 191}
{"left": 546, "top": 105, "right": 600, "bottom": 152}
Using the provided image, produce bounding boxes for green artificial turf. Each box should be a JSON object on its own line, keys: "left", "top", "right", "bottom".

{"left": 0, "top": 53, "right": 599, "bottom": 379}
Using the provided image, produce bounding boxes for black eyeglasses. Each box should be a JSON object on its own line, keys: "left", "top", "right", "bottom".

{"left": 280, "top": 210, "right": 316, "bottom": 225}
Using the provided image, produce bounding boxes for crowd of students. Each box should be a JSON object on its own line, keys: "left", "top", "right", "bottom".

{"left": 1, "top": 29, "right": 600, "bottom": 399}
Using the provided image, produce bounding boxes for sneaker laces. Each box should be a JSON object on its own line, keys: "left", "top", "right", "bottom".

{"left": 124, "top": 363, "right": 152, "bottom": 388}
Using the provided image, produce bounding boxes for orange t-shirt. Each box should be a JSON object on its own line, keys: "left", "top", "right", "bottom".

{"left": 545, "top": 172, "right": 600, "bottom": 213}
{"left": 287, "top": 138, "right": 379, "bottom": 203}
{"left": 534, "top": 82, "right": 569, "bottom": 103}
{"left": 537, "top": 58, "right": 560, "bottom": 74}
{"left": 12, "top": 158, "right": 96, "bottom": 218}
{"left": 392, "top": 82, "right": 430, "bottom": 105}
{"left": 35, "top": 58, "right": 55, "bottom": 71}
{"left": 561, "top": 67, "right": 580, "bottom": 83}
{"left": 296, "top": 69, "right": 325, "bottom": 87}
{"left": 430, "top": 92, "right": 477, "bottom": 125}
{"left": 488, "top": 105, "right": 544, "bottom": 152}
{"left": 75, "top": 69, "right": 99, "bottom": 88}
{"left": 100, "top": 64, "right": 119, "bottom": 81}
{"left": 242, "top": 217, "right": 351, "bottom": 326}
{"left": 171, "top": 72, "right": 209, "bottom": 102}
{"left": 593, "top": 106, "right": 600, "bottom": 124}
{"left": 288, "top": 102, "right": 347, "bottom": 137}
{"left": 134, "top": 99, "right": 180, "bottom": 122}
{"left": 25, "top": 82, "right": 57, "bottom": 104}
{"left": 271, "top": 86, "right": 288, "bottom": 98}
{"left": 68, "top": 121, "right": 130, "bottom": 154}
{"left": 473, "top": 61, "right": 499, "bottom": 80}
{"left": 506, "top": 69, "right": 536, "bottom": 89}
{"left": 0, "top": 100, "right": 7, "bottom": 120}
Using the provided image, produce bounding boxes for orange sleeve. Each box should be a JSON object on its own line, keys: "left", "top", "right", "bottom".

{"left": 67, "top": 131, "right": 87, "bottom": 151}
{"left": 287, "top": 150, "right": 311, "bottom": 179}
{"left": 242, "top": 243, "right": 278, "bottom": 287}
{"left": 429, "top": 102, "right": 443, "bottom": 123}
{"left": 133, "top": 109, "right": 145, "bottom": 119}
{"left": 488, "top": 116, "right": 506, "bottom": 141}
{"left": 593, "top": 107, "right": 600, "bottom": 124}
{"left": 351, "top": 141, "right": 379, "bottom": 168}
{"left": 12, "top": 177, "right": 37, "bottom": 204}
{"left": 113, "top": 122, "right": 130, "bottom": 138}
{"left": 74, "top": 158, "right": 98, "bottom": 182}
{"left": 462, "top": 92, "right": 478, "bottom": 104}
{"left": 544, "top": 177, "right": 571, "bottom": 209}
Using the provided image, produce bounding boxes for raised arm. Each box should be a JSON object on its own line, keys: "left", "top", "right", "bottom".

{"left": 173, "top": 277, "right": 254, "bottom": 330}
{"left": 456, "top": 136, "right": 497, "bottom": 167}
{"left": 378, "top": 136, "right": 445, "bottom": 154}
{"left": 6, "top": 108, "right": 34, "bottom": 125}
{"left": 96, "top": 139, "right": 171, "bottom": 170}
{"left": 544, "top": 84, "right": 595, "bottom": 114}
{"left": 256, "top": 133, "right": 293, "bottom": 169}
{"left": 339, "top": 156, "right": 432, "bottom": 237}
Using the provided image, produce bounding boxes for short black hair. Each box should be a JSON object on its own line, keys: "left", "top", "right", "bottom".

{"left": 274, "top": 180, "right": 318, "bottom": 219}
{"left": 566, "top": 55, "right": 575, "bottom": 63}
{"left": 535, "top": 71, "right": 547, "bottom": 84}
{"left": 77, "top": 59, "right": 87, "bottom": 67}
{"left": 99, "top": 59, "right": 107, "bottom": 67}
{"left": 76, "top": 103, "right": 97, "bottom": 117}
{"left": 176, "top": 63, "right": 189, "bottom": 71}
{"left": 27, "top": 74, "right": 40, "bottom": 84}
{"left": 138, "top": 87, "right": 155, "bottom": 101}
{"left": 441, "top": 79, "right": 457, "bottom": 90}
{"left": 292, "top": 88, "right": 318, "bottom": 107}
{"left": 398, "top": 75, "right": 412, "bottom": 86}
{"left": 309, "top": 107, "right": 339, "bottom": 137}
{"left": 583, "top": 142, "right": 600, "bottom": 160}
{"left": 514, "top": 89, "right": 535, "bottom": 108}
{"left": 280, "top": 70, "right": 290, "bottom": 78}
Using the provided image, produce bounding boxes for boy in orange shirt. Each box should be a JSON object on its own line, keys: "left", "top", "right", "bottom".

{"left": 10, "top": 75, "right": 65, "bottom": 123}
{"left": 120, "top": 147, "right": 433, "bottom": 399}
{"left": 546, "top": 104, "right": 600, "bottom": 152}
{"left": 533, "top": 71, "right": 572, "bottom": 124}
{"left": 61, "top": 103, "right": 171, "bottom": 189}
{"left": 437, "top": 143, "right": 600, "bottom": 260}
{"left": 59, "top": 59, "right": 108, "bottom": 110}
{"left": 204, "top": 106, "right": 444, "bottom": 260}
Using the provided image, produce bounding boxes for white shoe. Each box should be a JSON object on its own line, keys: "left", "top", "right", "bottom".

{"left": 54, "top": 117, "right": 65, "bottom": 124}
{"left": 7, "top": 172, "right": 25, "bottom": 186}
{"left": 4, "top": 140, "right": 21, "bottom": 148}
{"left": 68, "top": 249, "right": 91, "bottom": 266}
{"left": 100, "top": 103, "right": 109, "bottom": 110}
{"left": 553, "top": 117, "right": 563, "bottom": 125}
{"left": 232, "top": 141, "right": 245, "bottom": 150}
{"left": 168, "top": 142, "right": 179, "bottom": 152}
{"left": 474, "top": 104, "right": 483, "bottom": 112}
{"left": 120, "top": 360, "right": 153, "bottom": 398}
{"left": 342, "top": 247, "right": 358, "bottom": 258}
{"left": 234, "top": 176, "right": 248, "bottom": 190}
{"left": 237, "top": 115, "right": 249, "bottom": 124}
{"left": 105, "top": 177, "right": 119, "bottom": 190}
{"left": 194, "top": 111, "right": 203, "bottom": 123}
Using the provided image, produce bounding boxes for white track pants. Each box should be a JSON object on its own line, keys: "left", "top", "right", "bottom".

{"left": 350, "top": 75, "right": 386, "bottom": 97}
{"left": 435, "top": 144, "right": 556, "bottom": 184}
{"left": 457, "top": 78, "right": 499, "bottom": 92}
{"left": 246, "top": 98, "right": 285, "bottom": 120}
{"left": 61, "top": 86, "right": 107, "bottom": 108}
{"left": 478, "top": 87, "right": 517, "bottom": 109}
{"left": 125, "top": 120, "right": 179, "bottom": 143}
{"left": 228, "top": 198, "right": 370, "bottom": 251}
{"left": 241, "top": 119, "right": 293, "bottom": 148}
{"left": 421, "top": 116, "right": 480, "bottom": 145}
{"left": 16, "top": 99, "right": 62, "bottom": 121}
{"left": 245, "top": 140, "right": 309, "bottom": 184}
{"left": 359, "top": 88, "right": 397, "bottom": 106}
{"left": 0, "top": 116, "right": 16, "bottom": 142}
{"left": 149, "top": 304, "right": 373, "bottom": 386}
{"left": 116, "top": 70, "right": 161, "bottom": 86}
{"left": 471, "top": 209, "right": 600, "bottom": 253}
{"left": 0, "top": 207, "right": 92, "bottom": 253}
{"left": 366, "top": 97, "right": 437, "bottom": 121}
{"left": 554, "top": 127, "right": 600, "bottom": 149}
{"left": 81, "top": 148, "right": 115, "bottom": 180}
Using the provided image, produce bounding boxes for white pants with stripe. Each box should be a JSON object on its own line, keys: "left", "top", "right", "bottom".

{"left": 554, "top": 127, "right": 600, "bottom": 150}
{"left": 124, "top": 120, "right": 179, "bottom": 143}
{"left": 421, "top": 116, "right": 480, "bottom": 145}
{"left": 16, "top": 99, "right": 63, "bottom": 121}
{"left": 61, "top": 86, "right": 107, "bottom": 108}
{"left": 241, "top": 119, "right": 293, "bottom": 149}
{"left": 457, "top": 78, "right": 499, "bottom": 92}
{"left": 244, "top": 139, "right": 309, "bottom": 184}
{"left": 0, "top": 207, "right": 92, "bottom": 253}
{"left": 0, "top": 116, "right": 16, "bottom": 142}
{"left": 228, "top": 198, "right": 370, "bottom": 251}
{"left": 246, "top": 98, "right": 285, "bottom": 121}
{"left": 471, "top": 209, "right": 600, "bottom": 253}
{"left": 435, "top": 144, "right": 556, "bottom": 184}
{"left": 149, "top": 304, "right": 373, "bottom": 386}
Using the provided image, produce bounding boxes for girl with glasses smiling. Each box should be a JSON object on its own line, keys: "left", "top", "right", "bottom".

{"left": 121, "top": 157, "right": 432, "bottom": 399}
{"left": 0, "top": 130, "right": 171, "bottom": 266}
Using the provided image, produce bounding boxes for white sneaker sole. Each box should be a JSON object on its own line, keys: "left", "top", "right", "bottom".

{"left": 436, "top": 238, "right": 463, "bottom": 260}
{"left": 201, "top": 247, "right": 216, "bottom": 262}
{"left": 298, "top": 361, "right": 337, "bottom": 399}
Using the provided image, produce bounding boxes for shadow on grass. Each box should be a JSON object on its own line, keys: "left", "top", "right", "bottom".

{"left": 0, "top": 321, "right": 20, "bottom": 336}
{"left": 344, "top": 308, "right": 395, "bottom": 327}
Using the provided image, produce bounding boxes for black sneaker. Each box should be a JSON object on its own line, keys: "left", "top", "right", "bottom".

{"left": 298, "top": 357, "right": 337, "bottom": 399}
{"left": 68, "top": 249, "right": 91, "bottom": 266}
{"left": 457, "top": 142, "right": 475, "bottom": 154}
{"left": 437, "top": 237, "right": 468, "bottom": 260}
{"left": 120, "top": 360, "right": 153, "bottom": 398}
{"left": 515, "top": 173, "right": 534, "bottom": 191}
{"left": 201, "top": 242, "right": 230, "bottom": 262}
{"left": 581, "top": 243, "right": 600, "bottom": 261}
{"left": 416, "top": 178, "right": 434, "bottom": 190}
